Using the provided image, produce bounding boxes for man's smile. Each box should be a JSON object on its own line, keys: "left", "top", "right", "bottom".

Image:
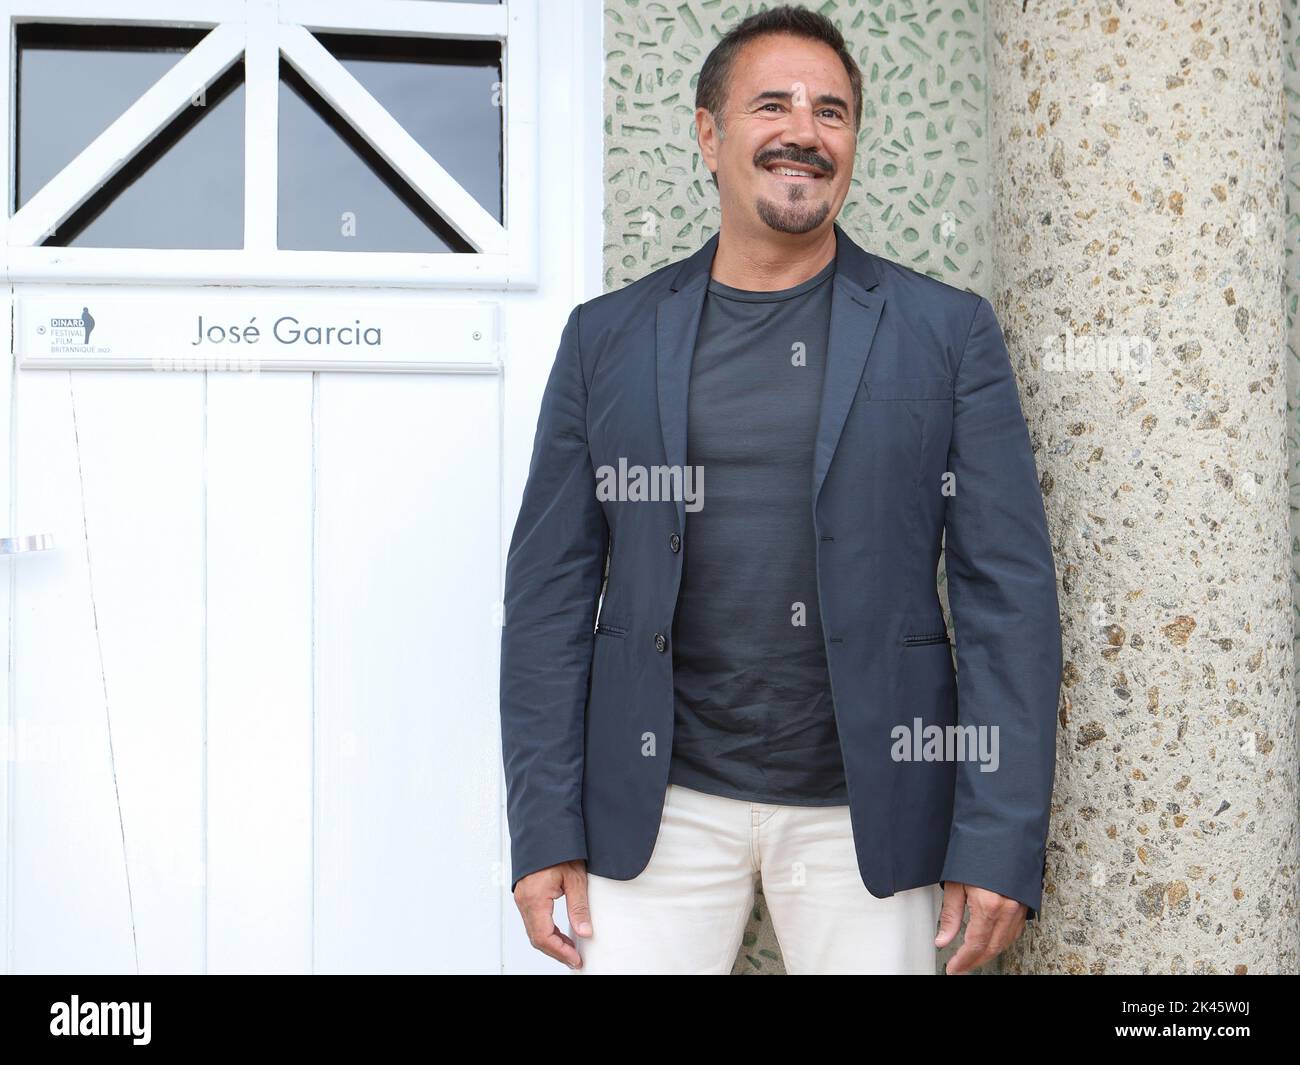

{"left": 761, "top": 160, "right": 828, "bottom": 182}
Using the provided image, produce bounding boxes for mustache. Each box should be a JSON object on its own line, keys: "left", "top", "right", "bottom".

{"left": 755, "top": 148, "right": 833, "bottom": 174}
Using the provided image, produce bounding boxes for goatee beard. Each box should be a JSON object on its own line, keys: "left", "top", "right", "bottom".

{"left": 755, "top": 195, "right": 831, "bottom": 235}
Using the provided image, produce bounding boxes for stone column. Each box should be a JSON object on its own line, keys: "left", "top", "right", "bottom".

{"left": 988, "top": 0, "right": 1298, "bottom": 973}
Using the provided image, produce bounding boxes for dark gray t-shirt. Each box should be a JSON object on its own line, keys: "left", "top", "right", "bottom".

{"left": 668, "top": 255, "right": 848, "bottom": 806}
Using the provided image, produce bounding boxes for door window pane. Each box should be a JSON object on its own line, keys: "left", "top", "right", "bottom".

{"left": 14, "top": 22, "right": 504, "bottom": 255}
{"left": 15, "top": 23, "right": 201, "bottom": 209}
{"left": 16, "top": 24, "right": 244, "bottom": 248}
{"left": 278, "top": 33, "right": 501, "bottom": 252}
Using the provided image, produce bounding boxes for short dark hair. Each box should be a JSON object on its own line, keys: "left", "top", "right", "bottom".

{"left": 695, "top": 4, "right": 863, "bottom": 139}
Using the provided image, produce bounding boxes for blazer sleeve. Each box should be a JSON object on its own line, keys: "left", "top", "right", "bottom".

{"left": 938, "top": 295, "right": 1063, "bottom": 921}
{"left": 499, "top": 303, "right": 607, "bottom": 893}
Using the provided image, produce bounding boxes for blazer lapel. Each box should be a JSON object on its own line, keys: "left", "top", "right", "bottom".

{"left": 655, "top": 232, "right": 717, "bottom": 535}
{"left": 653, "top": 222, "right": 884, "bottom": 532}
{"left": 813, "top": 225, "right": 884, "bottom": 509}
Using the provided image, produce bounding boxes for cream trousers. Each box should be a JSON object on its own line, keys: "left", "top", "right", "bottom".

{"left": 572, "top": 782, "right": 941, "bottom": 975}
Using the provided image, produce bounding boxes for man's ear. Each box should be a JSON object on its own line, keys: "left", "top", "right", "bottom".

{"left": 695, "top": 106, "right": 722, "bottom": 176}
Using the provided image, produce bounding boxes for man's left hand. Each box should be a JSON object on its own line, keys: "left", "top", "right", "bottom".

{"left": 934, "top": 881, "right": 1027, "bottom": 974}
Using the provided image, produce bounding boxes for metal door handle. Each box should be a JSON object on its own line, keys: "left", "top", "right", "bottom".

{"left": 0, "top": 534, "right": 54, "bottom": 555}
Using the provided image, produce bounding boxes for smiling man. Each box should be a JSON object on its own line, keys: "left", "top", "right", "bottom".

{"left": 500, "top": 5, "right": 1063, "bottom": 975}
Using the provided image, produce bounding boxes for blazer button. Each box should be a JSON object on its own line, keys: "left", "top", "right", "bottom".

{"left": 654, "top": 632, "right": 667, "bottom": 653}
{"left": 669, "top": 533, "right": 681, "bottom": 553}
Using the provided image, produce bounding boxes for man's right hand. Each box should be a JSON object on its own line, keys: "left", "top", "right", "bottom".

{"left": 513, "top": 861, "right": 593, "bottom": 969}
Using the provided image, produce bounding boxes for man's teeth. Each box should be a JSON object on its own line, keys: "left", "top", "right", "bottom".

{"left": 770, "top": 166, "right": 816, "bottom": 177}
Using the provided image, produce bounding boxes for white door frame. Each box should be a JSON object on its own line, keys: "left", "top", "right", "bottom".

{"left": 0, "top": 0, "right": 606, "bottom": 974}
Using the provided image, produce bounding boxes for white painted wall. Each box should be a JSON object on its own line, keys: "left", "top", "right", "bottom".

{"left": 0, "top": 0, "right": 605, "bottom": 974}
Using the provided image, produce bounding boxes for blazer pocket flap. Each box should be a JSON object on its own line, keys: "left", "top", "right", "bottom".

{"left": 862, "top": 375, "right": 953, "bottom": 401}
{"left": 903, "top": 614, "right": 950, "bottom": 644}
{"left": 594, "top": 617, "right": 629, "bottom": 637}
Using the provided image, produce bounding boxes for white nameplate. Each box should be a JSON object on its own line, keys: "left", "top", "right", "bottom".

{"left": 15, "top": 292, "right": 499, "bottom": 372}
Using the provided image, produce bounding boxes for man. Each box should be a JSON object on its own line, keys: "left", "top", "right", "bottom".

{"left": 500, "top": 5, "right": 1062, "bottom": 975}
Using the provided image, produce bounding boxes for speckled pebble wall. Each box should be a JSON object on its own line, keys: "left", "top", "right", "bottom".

{"left": 601, "top": 0, "right": 1300, "bottom": 974}
{"left": 988, "top": 0, "right": 1296, "bottom": 974}
{"left": 1286, "top": 0, "right": 1300, "bottom": 773}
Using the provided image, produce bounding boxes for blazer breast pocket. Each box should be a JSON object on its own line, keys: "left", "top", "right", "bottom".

{"left": 860, "top": 375, "right": 953, "bottom": 401}
{"left": 854, "top": 375, "right": 954, "bottom": 504}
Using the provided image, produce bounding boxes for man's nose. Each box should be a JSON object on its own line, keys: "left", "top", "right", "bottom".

{"left": 781, "top": 100, "right": 822, "bottom": 149}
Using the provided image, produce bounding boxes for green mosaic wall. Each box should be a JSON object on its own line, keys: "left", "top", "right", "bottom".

{"left": 604, "top": 0, "right": 992, "bottom": 291}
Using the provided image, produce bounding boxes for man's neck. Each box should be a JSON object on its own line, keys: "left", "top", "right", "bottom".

{"left": 708, "top": 223, "right": 836, "bottom": 291}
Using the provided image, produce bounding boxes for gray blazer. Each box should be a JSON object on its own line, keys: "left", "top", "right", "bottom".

{"left": 500, "top": 222, "right": 1063, "bottom": 919}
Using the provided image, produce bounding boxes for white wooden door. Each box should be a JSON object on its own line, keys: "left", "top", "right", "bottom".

{"left": 0, "top": 0, "right": 603, "bottom": 974}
